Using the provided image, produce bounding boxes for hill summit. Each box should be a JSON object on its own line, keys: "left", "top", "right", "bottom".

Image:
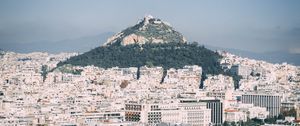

{"left": 104, "top": 15, "right": 187, "bottom": 46}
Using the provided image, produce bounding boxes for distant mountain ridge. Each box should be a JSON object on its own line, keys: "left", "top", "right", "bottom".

{"left": 0, "top": 32, "right": 114, "bottom": 53}
{"left": 206, "top": 45, "right": 300, "bottom": 66}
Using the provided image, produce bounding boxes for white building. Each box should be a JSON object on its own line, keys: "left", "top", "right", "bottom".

{"left": 241, "top": 93, "right": 281, "bottom": 117}
{"left": 224, "top": 109, "right": 247, "bottom": 122}
{"left": 125, "top": 99, "right": 212, "bottom": 126}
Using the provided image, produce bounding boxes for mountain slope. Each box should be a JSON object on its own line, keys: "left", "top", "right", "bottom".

{"left": 206, "top": 45, "right": 300, "bottom": 66}
{"left": 58, "top": 43, "right": 223, "bottom": 75}
{"left": 104, "top": 15, "right": 187, "bottom": 46}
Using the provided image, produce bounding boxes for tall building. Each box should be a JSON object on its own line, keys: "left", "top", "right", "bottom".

{"left": 241, "top": 93, "right": 281, "bottom": 117}
{"left": 199, "top": 99, "right": 223, "bottom": 126}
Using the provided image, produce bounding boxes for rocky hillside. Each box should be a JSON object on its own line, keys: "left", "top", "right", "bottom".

{"left": 104, "top": 15, "right": 187, "bottom": 46}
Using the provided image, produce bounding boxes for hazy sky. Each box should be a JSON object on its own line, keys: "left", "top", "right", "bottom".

{"left": 0, "top": 0, "right": 300, "bottom": 53}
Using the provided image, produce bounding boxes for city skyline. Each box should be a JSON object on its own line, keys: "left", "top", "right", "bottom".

{"left": 1, "top": 1, "right": 300, "bottom": 125}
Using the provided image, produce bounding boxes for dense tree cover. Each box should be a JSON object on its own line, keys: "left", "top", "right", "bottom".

{"left": 59, "top": 42, "right": 222, "bottom": 72}
{"left": 57, "top": 42, "right": 241, "bottom": 86}
{"left": 263, "top": 114, "right": 294, "bottom": 125}
{"left": 223, "top": 117, "right": 272, "bottom": 126}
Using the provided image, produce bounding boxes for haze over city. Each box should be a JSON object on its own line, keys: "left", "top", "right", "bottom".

{"left": 0, "top": 0, "right": 300, "bottom": 55}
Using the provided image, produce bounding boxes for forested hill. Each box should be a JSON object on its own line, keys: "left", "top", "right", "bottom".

{"left": 55, "top": 15, "right": 241, "bottom": 87}
{"left": 57, "top": 42, "right": 223, "bottom": 76}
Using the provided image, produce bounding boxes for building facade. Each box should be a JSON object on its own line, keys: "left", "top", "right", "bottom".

{"left": 199, "top": 99, "right": 223, "bottom": 126}
{"left": 241, "top": 93, "right": 281, "bottom": 118}
{"left": 125, "top": 100, "right": 212, "bottom": 126}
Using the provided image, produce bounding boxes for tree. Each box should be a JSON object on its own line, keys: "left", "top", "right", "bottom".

{"left": 230, "top": 122, "right": 236, "bottom": 126}
{"left": 223, "top": 121, "right": 230, "bottom": 126}
{"left": 252, "top": 118, "right": 264, "bottom": 125}
{"left": 264, "top": 117, "right": 277, "bottom": 124}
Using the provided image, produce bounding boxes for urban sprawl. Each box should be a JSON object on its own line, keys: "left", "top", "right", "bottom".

{"left": 0, "top": 51, "right": 299, "bottom": 126}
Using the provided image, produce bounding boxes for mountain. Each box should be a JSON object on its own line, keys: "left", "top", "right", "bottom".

{"left": 206, "top": 45, "right": 300, "bottom": 66}
{"left": 0, "top": 32, "right": 114, "bottom": 53}
{"left": 57, "top": 15, "right": 231, "bottom": 86}
{"left": 104, "top": 15, "right": 187, "bottom": 46}
{"left": 58, "top": 15, "right": 222, "bottom": 73}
